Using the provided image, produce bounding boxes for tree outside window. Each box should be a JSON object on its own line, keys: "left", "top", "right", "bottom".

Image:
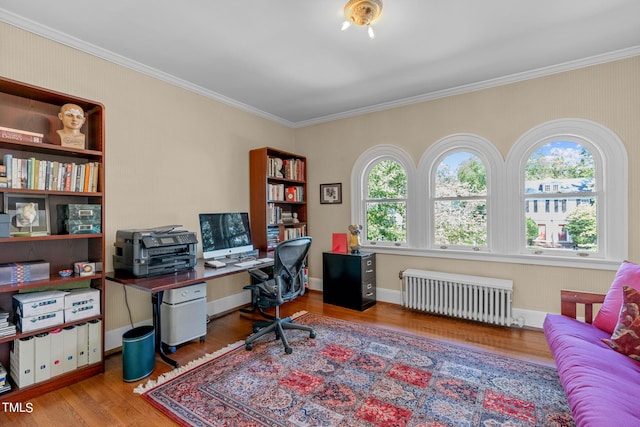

{"left": 366, "top": 160, "right": 407, "bottom": 243}
{"left": 524, "top": 141, "right": 597, "bottom": 251}
{"left": 433, "top": 152, "right": 487, "bottom": 247}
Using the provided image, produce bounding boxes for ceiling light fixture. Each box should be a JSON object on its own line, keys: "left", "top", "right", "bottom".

{"left": 340, "top": 0, "right": 383, "bottom": 39}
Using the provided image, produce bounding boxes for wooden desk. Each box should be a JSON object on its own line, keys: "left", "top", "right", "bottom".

{"left": 106, "top": 258, "right": 273, "bottom": 367}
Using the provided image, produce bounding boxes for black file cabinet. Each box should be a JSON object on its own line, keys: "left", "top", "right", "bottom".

{"left": 323, "top": 252, "right": 376, "bottom": 311}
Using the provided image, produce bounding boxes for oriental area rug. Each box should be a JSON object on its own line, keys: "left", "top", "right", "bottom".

{"left": 136, "top": 312, "right": 574, "bottom": 427}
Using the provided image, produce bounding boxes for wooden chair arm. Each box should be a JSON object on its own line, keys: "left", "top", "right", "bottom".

{"left": 560, "top": 290, "right": 606, "bottom": 323}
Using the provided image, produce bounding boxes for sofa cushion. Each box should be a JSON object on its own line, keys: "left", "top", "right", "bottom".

{"left": 602, "top": 285, "right": 640, "bottom": 361}
{"left": 593, "top": 260, "right": 640, "bottom": 334}
{"left": 544, "top": 314, "right": 640, "bottom": 426}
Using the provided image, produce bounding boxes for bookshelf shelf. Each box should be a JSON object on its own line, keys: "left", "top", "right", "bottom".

{"left": 0, "top": 76, "right": 105, "bottom": 401}
{"left": 250, "top": 147, "right": 308, "bottom": 253}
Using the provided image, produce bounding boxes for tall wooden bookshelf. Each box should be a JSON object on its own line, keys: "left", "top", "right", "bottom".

{"left": 250, "top": 147, "right": 307, "bottom": 253}
{"left": 0, "top": 77, "right": 105, "bottom": 401}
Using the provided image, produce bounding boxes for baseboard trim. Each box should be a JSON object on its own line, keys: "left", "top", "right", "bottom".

{"left": 105, "top": 282, "right": 548, "bottom": 350}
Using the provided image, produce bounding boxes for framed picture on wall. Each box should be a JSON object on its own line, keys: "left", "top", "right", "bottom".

{"left": 320, "top": 183, "right": 342, "bottom": 204}
{"left": 3, "top": 193, "right": 50, "bottom": 236}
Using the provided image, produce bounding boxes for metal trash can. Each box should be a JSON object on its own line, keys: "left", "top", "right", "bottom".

{"left": 122, "top": 325, "right": 155, "bottom": 382}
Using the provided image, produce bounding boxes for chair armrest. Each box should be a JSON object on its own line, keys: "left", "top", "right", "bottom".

{"left": 248, "top": 268, "right": 269, "bottom": 282}
{"left": 560, "top": 289, "right": 606, "bottom": 324}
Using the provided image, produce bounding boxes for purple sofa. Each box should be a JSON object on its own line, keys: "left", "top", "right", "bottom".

{"left": 543, "top": 290, "right": 640, "bottom": 427}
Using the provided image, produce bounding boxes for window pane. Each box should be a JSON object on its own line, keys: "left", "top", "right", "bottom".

{"left": 524, "top": 141, "right": 597, "bottom": 252}
{"left": 434, "top": 200, "right": 487, "bottom": 246}
{"left": 435, "top": 152, "right": 486, "bottom": 197}
{"left": 367, "top": 160, "right": 407, "bottom": 199}
{"left": 366, "top": 201, "right": 406, "bottom": 242}
{"left": 525, "top": 141, "right": 595, "bottom": 193}
{"left": 525, "top": 197, "right": 597, "bottom": 251}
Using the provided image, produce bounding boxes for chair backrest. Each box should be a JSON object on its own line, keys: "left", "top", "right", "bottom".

{"left": 273, "top": 237, "right": 312, "bottom": 298}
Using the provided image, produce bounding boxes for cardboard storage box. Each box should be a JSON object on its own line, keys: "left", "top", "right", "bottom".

{"left": 13, "top": 290, "right": 67, "bottom": 318}
{"left": 10, "top": 336, "right": 35, "bottom": 388}
{"left": 64, "top": 288, "right": 100, "bottom": 309}
{"left": 64, "top": 220, "right": 101, "bottom": 234}
{"left": 58, "top": 204, "right": 101, "bottom": 234}
{"left": 64, "top": 287, "right": 100, "bottom": 322}
{"left": 65, "top": 304, "right": 100, "bottom": 322}
{"left": 17, "top": 310, "right": 64, "bottom": 333}
{"left": 58, "top": 204, "right": 101, "bottom": 221}
{"left": 0, "top": 261, "right": 50, "bottom": 286}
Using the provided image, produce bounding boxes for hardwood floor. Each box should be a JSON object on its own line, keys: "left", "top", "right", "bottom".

{"left": 0, "top": 291, "right": 554, "bottom": 426}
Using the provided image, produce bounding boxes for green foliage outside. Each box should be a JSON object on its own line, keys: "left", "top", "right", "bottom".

{"left": 526, "top": 217, "right": 538, "bottom": 245}
{"left": 364, "top": 143, "right": 597, "bottom": 250}
{"left": 366, "top": 160, "right": 406, "bottom": 242}
{"left": 525, "top": 146, "right": 594, "bottom": 180}
{"left": 526, "top": 143, "right": 597, "bottom": 251}
{"left": 564, "top": 203, "right": 597, "bottom": 248}
{"left": 434, "top": 155, "right": 487, "bottom": 246}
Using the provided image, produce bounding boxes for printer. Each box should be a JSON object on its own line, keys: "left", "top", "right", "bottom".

{"left": 113, "top": 225, "right": 198, "bottom": 277}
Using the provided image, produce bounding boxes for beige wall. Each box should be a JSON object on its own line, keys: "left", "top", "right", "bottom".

{"left": 295, "top": 56, "right": 640, "bottom": 315}
{"left": 2, "top": 22, "right": 639, "bottom": 332}
{"left": 0, "top": 23, "right": 295, "bottom": 332}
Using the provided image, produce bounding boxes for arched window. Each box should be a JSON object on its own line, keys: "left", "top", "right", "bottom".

{"left": 506, "top": 119, "right": 627, "bottom": 262}
{"left": 351, "top": 145, "right": 415, "bottom": 247}
{"left": 418, "top": 134, "right": 504, "bottom": 252}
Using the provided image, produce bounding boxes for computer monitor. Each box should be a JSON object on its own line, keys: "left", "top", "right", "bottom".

{"left": 199, "top": 212, "right": 254, "bottom": 259}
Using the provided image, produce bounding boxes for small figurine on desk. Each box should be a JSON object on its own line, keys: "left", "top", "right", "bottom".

{"left": 292, "top": 213, "right": 299, "bottom": 223}
{"left": 348, "top": 224, "right": 362, "bottom": 254}
{"left": 57, "top": 103, "right": 86, "bottom": 149}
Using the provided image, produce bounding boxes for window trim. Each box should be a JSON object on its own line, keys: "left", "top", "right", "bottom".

{"left": 418, "top": 134, "right": 505, "bottom": 252}
{"left": 505, "top": 118, "right": 627, "bottom": 262}
{"left": 349, "top": 120, "right": 627, "bottom": 271}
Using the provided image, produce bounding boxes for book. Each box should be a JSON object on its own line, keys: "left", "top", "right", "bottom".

{"left": 1, "top": 154, "right": 10, "bottom": 187}
{"left": 2, "top": 155, "right": 99, "bottom": 192}
{"left": 332, "top": 233, "right": 348, "bottom": 253}
{"left": 0, "top": 126, "right": 44, "bottom": 143}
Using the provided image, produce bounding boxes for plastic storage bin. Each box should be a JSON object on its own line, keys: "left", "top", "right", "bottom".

{"left": 122, "top": 325, "right": 155, "bottom": 382}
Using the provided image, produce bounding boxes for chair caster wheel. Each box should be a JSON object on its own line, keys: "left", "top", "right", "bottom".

{"left": 162, "top": 344, "right": 176, "bottom": 354}
{"left": 309, "top": 331, "right": 317, "bottom": 339}
{"left": 285, "top": 347, "right": 293, "bottom": 354}
{"left": 245, "top": 343, "right": 254, "bottom": 351}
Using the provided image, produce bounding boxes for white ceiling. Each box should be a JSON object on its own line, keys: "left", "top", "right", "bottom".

{"left": 1, "top": 0, "right": 640, "bottom": 128}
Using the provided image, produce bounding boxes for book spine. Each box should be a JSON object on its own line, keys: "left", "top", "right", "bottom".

{"left": 0, "top": 128, "right": 43, "bottom": 143}
{"left": 91, "top": 162, "right": 99, "bottom": 192}
{"left": 2, "top": 154, "right": 12, "bottom": 188}
{"left": 64, "top": 163, "right": 72, "bottom": 191}
{"left": 83, "top": 163, "right": 91, "bottom": 192}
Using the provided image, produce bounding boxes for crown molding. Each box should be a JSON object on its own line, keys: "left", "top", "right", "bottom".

{"left": 294, "top": 45, "right": 640, "bottom": 128}
{"left": 3, "top": 9, "right": 638, "bottom": 130}
{"left": 0, "top": 10, "right": 297, "bottom": 128}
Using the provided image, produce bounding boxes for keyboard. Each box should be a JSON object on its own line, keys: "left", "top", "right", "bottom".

{"left": 234, "top": 258, "right": 273, "bottom": 268}
{"left": 234, "top": 260, "right": 263, "bottom": 268}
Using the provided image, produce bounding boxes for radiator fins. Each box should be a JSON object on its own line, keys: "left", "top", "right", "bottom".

{"left": 402, "top": 269, "right": 514, "bottom": 326}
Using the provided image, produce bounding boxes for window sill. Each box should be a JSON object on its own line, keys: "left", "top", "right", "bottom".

{"left": 362, "top": 245, "right": 621, "bottom": 271}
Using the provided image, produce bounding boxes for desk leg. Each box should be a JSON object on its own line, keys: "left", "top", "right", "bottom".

{"left": 152, "top": 291, "right": 179, "bottom": 368}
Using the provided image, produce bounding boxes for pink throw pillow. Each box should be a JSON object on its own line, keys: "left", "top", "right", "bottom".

{"left": 593, "top": 261, "right": 640, "bottom": 334}
{"left": 601, "top": 286, "right": 640, "bottom": 361}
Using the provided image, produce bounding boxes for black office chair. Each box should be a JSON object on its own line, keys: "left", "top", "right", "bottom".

{"left": 244, "top": 237, "right": 316, "bottom": 354}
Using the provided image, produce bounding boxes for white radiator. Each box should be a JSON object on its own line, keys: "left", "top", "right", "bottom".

{"left": 402, "top": 269, "right": 515, "bottom": 326}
